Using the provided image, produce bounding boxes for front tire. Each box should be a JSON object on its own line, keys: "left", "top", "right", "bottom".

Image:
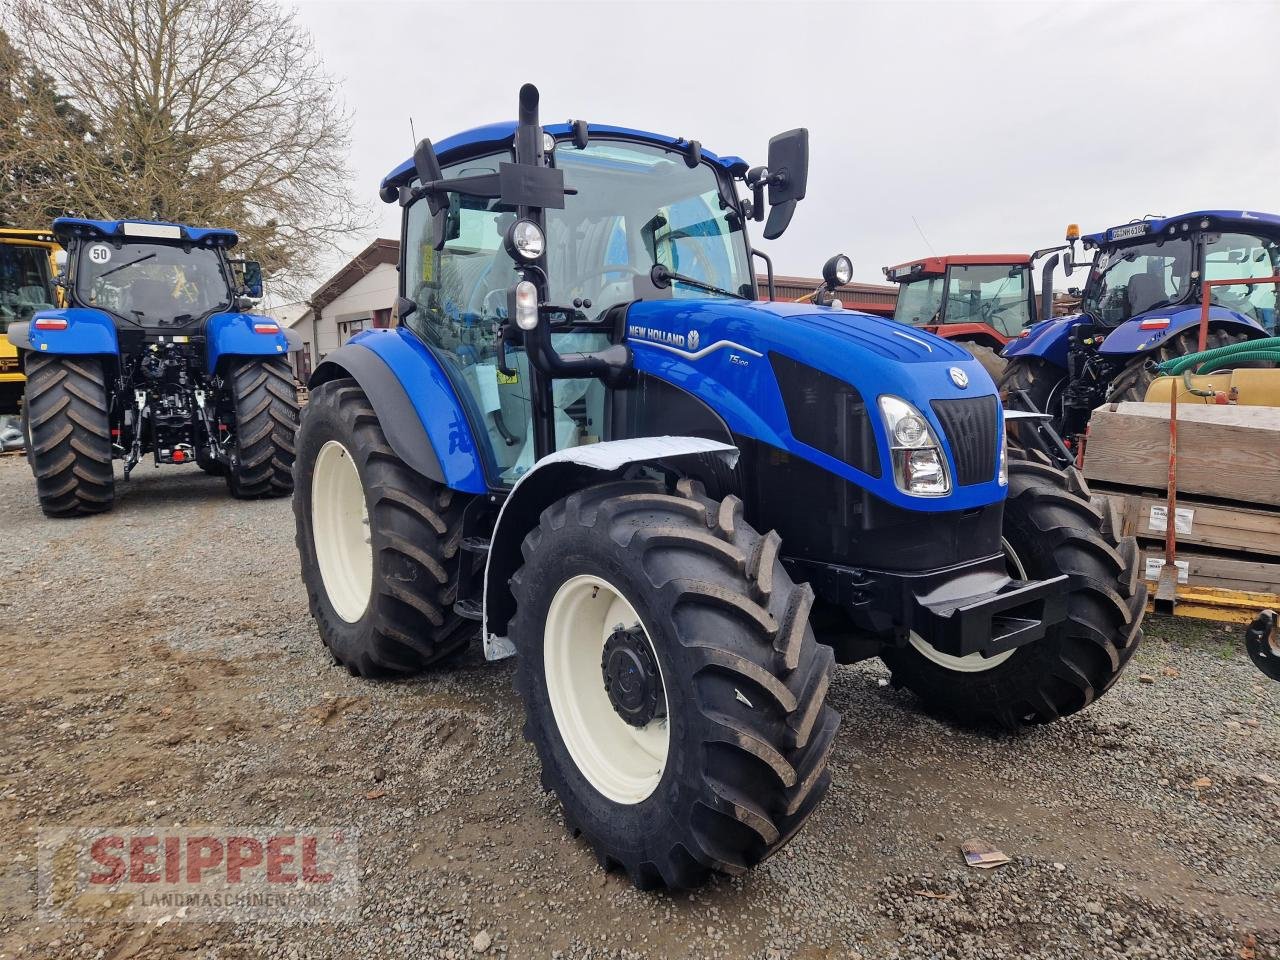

{"left": 881, "top": 456, "right": 1146, "bottom": 729}
{"left": 997, "top": 356, "right": 1066, "bottom": 429}
{"left": 510, "top": 478, "right": 839, "bottom": 889}
{"left": 293, "top": 377, "right": 476, "bottom": 676}
{"left": 23, "top": 355, "right": 115, "bottom": 518}
{"left": 225, "top": 359, "right": 298, "bottom": 498}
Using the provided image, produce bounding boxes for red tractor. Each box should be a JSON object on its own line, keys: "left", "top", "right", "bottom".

{"left": 883, "top": 253, "right": 1043, "bottom": 378}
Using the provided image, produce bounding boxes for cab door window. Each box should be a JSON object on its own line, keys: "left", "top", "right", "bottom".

{"left": 1204, "top": 232, "right": 1279, "bottom": 332}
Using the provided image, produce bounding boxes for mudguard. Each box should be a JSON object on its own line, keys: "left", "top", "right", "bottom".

{"left": 1096, "top": 305, "right": 1269, "bottom": 356}
{"left": 205, "top": 311, "right": 297, "bottom": 374}
{"left": 11, "top": 308, "right": 119, "bottom": 356}
{"left": 309, "top": 328, "right": 486, "bottom": 494}
{"left": 1000, "top": 315, "right": 1084, "bottom": 369}
{"left": 481, "top": 436, "right": 740, "bottom": 660}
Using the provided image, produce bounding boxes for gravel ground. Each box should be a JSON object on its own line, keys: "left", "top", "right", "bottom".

{"left": 0, "top": 453, "right": 1276, "bottom": 960}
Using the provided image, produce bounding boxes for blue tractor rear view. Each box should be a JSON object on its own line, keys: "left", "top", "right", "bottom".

{"left": 9, "top": 218, "right": 300, "bottom": 517}
{"left": 1000, "top": 212, "right": 1279, "bottom": 440}
{"left": 292, "top": 85, "right": 1146, "bottom": 889}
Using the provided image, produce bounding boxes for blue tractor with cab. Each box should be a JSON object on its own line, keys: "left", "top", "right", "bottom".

{"left": 292, "top": 85, "right": 1146, "bottom": 889}
{"left": 1000, "top": 212, "right": 1278, "bottom": 441}
{"left": 9, "top": 218, "right": 300, "bottom": 517}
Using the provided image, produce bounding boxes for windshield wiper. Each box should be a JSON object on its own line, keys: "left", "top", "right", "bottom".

{"left": 649, "top": 263, "right": 747, "bottom": 300}
{"left": 97, "top": 253, "right": 155, "bottom": 280}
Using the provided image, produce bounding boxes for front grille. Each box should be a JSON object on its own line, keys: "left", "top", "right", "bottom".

{"left": 931, "top": 396, "right": 999, "bottom": 486}
{"left": 770, "top": 353, "right": 880, "bottom": 478}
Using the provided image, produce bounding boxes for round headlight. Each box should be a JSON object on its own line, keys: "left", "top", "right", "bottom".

{"left": 894, "top": 413, "right": 929, "bottom": 447}
{"left": 506, "top": 219, "right": 545, "bottom": 261}
{"left": 822, "top": 253, "right": 853, "bottom": 288}
{"left": 543, "top": 132, "right": 555, "bottom": 155}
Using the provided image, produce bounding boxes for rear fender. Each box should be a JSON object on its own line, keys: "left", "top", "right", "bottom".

{"left": 923, "top": 323, "right": 1008, "bottom": 350}
{"left": 999, "top": 315, "right": 1083, "bottom": 368}
{"left": 1097, "top": 305, "right": 1270, "bottom": 356}
{"left": 12, "top": 308, "right": 119, "bottom": 356}
{"left": 205, "top": 311, "right": 297, "bottom": 374}
{"left": 309, "top": 330, "right": 486, "bottom": 494}
{"left": 481, "top": 436, "right": 740, "bottom": 660}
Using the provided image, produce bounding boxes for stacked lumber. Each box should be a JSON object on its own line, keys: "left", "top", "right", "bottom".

{"left": 1083, "top": 402, "right": 1280, "bottom": 595}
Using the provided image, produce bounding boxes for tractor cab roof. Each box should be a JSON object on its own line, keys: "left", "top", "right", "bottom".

{"left": 1083, "top": 210, "right": 1280, "bottom": 248}
{"left": 380, "top": 121, "right": 749, "bottom": 192}
{"left": 51, "top": 217, "right": 239, "bottom": 248}
{"left": 883, "top": 253, "right": 1030, "bottom": 282}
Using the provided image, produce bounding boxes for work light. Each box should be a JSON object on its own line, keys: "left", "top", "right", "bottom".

{"left": 512, "top": 281, "right": 539, "bottom": 330}
{"left": 506, "top": 219, "right": 545, "bottom": 262}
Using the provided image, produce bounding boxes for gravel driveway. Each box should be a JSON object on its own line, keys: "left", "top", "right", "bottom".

{"left": 0, "top": 454, "right": 1275, "bottom": 960}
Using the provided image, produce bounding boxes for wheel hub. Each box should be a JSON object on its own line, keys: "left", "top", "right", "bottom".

{"left": 601, "top": 627, "right": 666, "bottom": 727}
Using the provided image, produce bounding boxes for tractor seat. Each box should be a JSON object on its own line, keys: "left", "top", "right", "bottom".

{"left": 1125, "top": 273, "right": 1164, "bottom": 315}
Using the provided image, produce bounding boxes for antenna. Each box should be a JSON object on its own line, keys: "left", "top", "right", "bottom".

{"left": 911, "top": 215, "right": 936, "bottom": 256}
{"left": 409, "top": 117, "right": 417, "bottom": 149}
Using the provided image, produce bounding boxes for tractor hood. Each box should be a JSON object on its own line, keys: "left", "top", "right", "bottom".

{"left": 624, "top": 298, "right": 1003, "bottom": 513}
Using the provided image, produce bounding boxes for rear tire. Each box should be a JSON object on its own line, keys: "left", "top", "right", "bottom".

{"left": 293, "top": 377, "right": 476, "bottom": 676}
{"left": 958, "top": 340, "right": 1007, "bottom": 380}
{"left": 509, "top": 478, "right": 839, "bottom": 889}
{"left": 881, "top": 455, "right": 1145, "bottom": 729}
{"left": 23, "top": 354, "right": 115, "bottom": 518}
{"left": 1107, "top": 327, "right": 1259, "bottom": 402}
{"left": 225, "top": 359, "right": 298, "bottom": 498}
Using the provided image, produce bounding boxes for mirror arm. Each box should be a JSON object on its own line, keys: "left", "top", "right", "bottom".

{"left": 751, "top": 249, "right": 775, "bottom": 301}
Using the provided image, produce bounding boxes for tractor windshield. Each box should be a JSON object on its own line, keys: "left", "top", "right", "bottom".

{"left": 1082, "top": 236, "right": 1193, "bottom": 325}
{"left": 943, "top": 263, "right": 1031, "bottom": 335}
{"left": 75, "top": 240, "right": 232, "bottom": 325}
{"left": 893, "top": 275, "right": 944, "bottom": 326}
{"left": 0, "top": 243, "right": 56, "bottom": 334}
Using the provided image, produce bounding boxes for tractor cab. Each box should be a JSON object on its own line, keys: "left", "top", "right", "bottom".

{"left": 1077, "top": 212, "right": 1280, "bottom": 333}
{"left": 885, "top": 254, "right": 1035, "bottom": 338}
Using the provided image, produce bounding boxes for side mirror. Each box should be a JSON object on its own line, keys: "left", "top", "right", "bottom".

{"left": 1062, "top": 247, "right": 1074, "bottom": 277}
{"left": 413, "top": 137, "right": 443, "bottom": 188}
{"left": 241, "top": 259, "right": 264, "bottom": 299}
{"left": 762, "top": 128, "right": 809, "bottom": 241}
{"left": 395, "top": 296, "right": 417, "bottom": 321}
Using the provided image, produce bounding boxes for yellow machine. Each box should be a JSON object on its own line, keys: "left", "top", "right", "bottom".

{"left": 1143, "top": 367, "right": 1280, "bottom": 406}
{"left": 0, "top": 229, "right": 62, "bottom": 416}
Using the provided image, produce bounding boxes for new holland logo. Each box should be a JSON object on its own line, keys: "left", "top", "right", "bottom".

{"left": 949, "top": 367, "right": 969, "bottom": 389}
{"left": 687, "top": 329, "right": 700, "bottom": 351}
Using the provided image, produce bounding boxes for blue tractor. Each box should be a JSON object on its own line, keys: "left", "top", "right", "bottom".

{"left": 8, "top": 218, "right": 300, "bottom": 517}
{"left": 1000, "top": 212, "right": 1278, "bottom": 440}
{"left": 292, "top": 85, "right": 1146, "bottom": 889}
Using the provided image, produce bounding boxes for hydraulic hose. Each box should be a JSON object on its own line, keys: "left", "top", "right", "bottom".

{"left": 1155, "top": 337, "right": 1280, "bottom": 376}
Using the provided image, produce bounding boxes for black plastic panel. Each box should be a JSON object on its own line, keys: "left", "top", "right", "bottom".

{"left": 770, "top": 353, "right": 880, "bottom": 478}
{"left": 931, "top": 395, "right": 999, "bottom": 487}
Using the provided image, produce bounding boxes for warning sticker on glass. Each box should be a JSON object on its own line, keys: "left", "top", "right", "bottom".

{"left": 1148, "top": 505, "right": 1194, "bottom": 535}
{"left": 88, "top": 243, "right": 112, "bottom": 265}
{"left": 1144, "top": 557, "right": 1189, "bottom": 583}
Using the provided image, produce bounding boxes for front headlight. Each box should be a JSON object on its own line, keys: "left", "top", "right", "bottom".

{"left": 878, "top": 395, "right": 951, "bottom": 497}
{"left": 997, "top": 417, "right": 1008, "bottom": 486}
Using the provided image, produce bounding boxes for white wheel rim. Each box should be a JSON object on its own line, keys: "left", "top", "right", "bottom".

{"left": 311, "top": 440, "right": 372, "bottom": 623}
{"left": 908, "top": 538, "right": 1028, "bottom": 673}
{"left": 543, "top": 574, "right": 669, "bottom": 805}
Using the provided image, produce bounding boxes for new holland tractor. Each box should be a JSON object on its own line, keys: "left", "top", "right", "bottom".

{"left": 999, "top": 212, "right": 1278, "bottom": 441}
{"left": 8, "top": 218, "right": 300, "bottom": 517}
{"left": 292, "top": 85, "right": 1146, "bottom": 890}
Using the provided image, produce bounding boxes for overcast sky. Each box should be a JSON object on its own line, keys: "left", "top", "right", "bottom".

{"left": 289, "top": 0, "right": 1280, "bottom": 288}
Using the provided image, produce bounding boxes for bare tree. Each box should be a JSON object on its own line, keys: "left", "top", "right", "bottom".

{"left": 2, "top": 0, "right": 368, "bottom": 289}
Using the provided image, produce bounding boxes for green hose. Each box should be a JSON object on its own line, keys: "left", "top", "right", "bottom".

{"left": 1155, "top": 336, "right": 1280, "bottom": 375}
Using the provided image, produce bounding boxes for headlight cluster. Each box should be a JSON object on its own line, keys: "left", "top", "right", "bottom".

{"left": 878, "top": 396, "right": 951, "bottom": 497}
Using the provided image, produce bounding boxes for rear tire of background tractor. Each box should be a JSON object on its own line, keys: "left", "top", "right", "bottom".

{"left": 1106, "top": 327, "right": 1258, "bottom": 403}
{"left": 997, "top": 356, "right": 1066, "bottom": 430}
{"left": 509, "top": 478, "right": 839, "bottom": 889}
{"left": 23, "top": 354, "right": 115, "bottom": 518}
{"left": 960, "top": 341, "right": 1006, "bottom": 380}
{"left": 226, "top": 359, "right": 299, "bottom": 499}
{"left": 881, "top": 456, "right": 1145, "bottom": 729}
{"left": 293, "top": 377, "right": 476, "bottom": 677}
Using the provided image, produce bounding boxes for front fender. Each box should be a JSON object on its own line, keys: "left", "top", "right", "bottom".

{"left": 310, "top": 328, "right": 487, "bottom": 494}
{"left": 1000, "top": 315, "right": 1084, "bottom": 368}
{"left": 205, "top": 311, "right": 293, "bottom": 373}
{"left": 481, "top": 436, "right": 740, "bottom": 659}
{"left": 17, "top": 308, "right": 119, "bottom": 356}
{"left": 1097, "top": 305, "right": 1269, "bottom": 356}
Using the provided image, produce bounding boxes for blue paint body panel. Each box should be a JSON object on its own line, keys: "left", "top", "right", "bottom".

{"left": 204, "top": 312, "right": 292, "bottom": 373}
{"left": 623, "top": 299, "right": 1004, "bottom": 513}
{"left": 1001, "top": 315, "right": 1084, "bottom": 368}
{"left": 51, "top": 217, "right": 239, "bottom": 247}
{"left": 1096, "top": 305, "right": 1268, "bottom": 355}
{"left": 1083, "top": 210, "right": 1280, "bottom": 247}
{"left": 25, "top": 307, "right": 120, "bottom": 355}
{"left": 381, "top": 122, "right": 748, "bottom": 190}
{"left": 344, "top": 328, "right": 488, "bottom": 494}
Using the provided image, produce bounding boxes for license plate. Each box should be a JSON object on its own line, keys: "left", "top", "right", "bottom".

{"left": 1110, "top": 222, "right": 1149, "bottom": 241}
